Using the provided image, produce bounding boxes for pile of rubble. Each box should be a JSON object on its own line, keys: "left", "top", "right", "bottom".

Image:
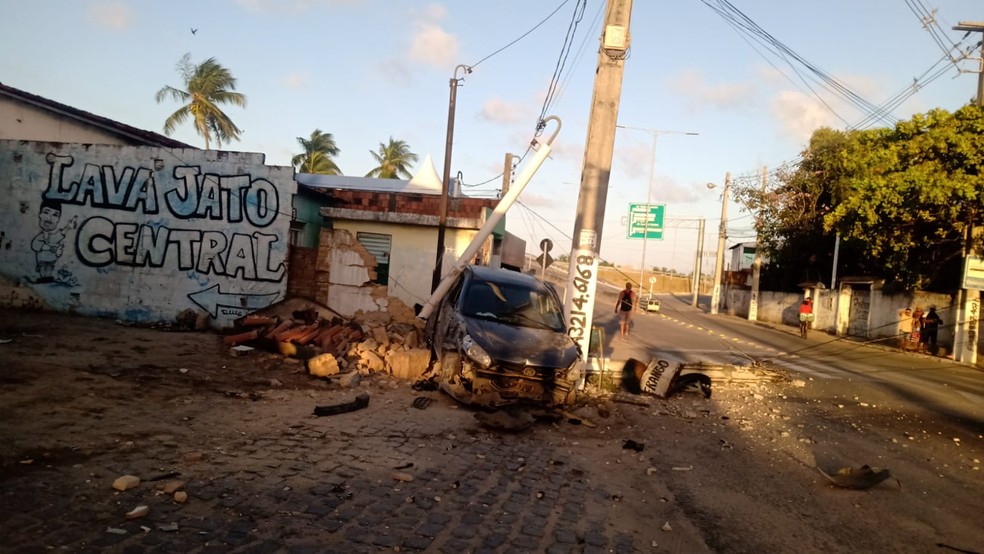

{"left": 222, "top": 299, "right": 432, "bottom": 384}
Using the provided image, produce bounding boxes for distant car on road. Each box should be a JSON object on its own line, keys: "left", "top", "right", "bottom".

{"left": 644, "top": 295, "right": 661, "bottom": 313}
{"left": 424, "top": 265, "right": 581, "bottom": 407}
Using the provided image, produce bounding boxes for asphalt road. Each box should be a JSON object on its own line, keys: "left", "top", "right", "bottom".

{"left": 599, "top": 291, "right": 984, "bottom": 433}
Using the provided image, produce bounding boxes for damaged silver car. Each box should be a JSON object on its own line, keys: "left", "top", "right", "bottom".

{"left": 425, "top": 265, "right": 581, "bottom": 406}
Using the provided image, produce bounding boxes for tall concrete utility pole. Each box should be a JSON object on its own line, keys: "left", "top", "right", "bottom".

{"left": 748, "top": 166, "right": 767, "bottom": 321}
{"left": 691, "top": 218, "right": 705, "bottom": 307}
{"left": 952, "top": 21, "right": 983, "bottom": 364}
{"left": 565, "top": 0, "right": 633, "bottom": 359}
{"left": 710, "top": 172, "right": 731, "bottom": 315}
{"left": 954, "top": 22, "right": 984, "bottom": 105}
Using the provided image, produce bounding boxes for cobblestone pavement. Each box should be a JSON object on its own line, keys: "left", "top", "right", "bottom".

{"left": 0, "top": 351, "right": 710, "bottom": 554}
{"left": 15, "top": 309, "right": 980, "bottom": 553}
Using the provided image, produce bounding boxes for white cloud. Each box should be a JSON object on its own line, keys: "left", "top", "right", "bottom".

{"left": 87, "top": 1, "right": 134, "bottom": 30}
{"left": 670, "top": 69, "right": 757, "bottom": 110}
{"left": 420, "top": 3, "right": 447, "bottom": 21}
{"left": 376, "top": 4, "right": 458, "bottom": 85}
{"left": 771, "top": 90, "right": 840, "bottom": 142}
{"left": 408, "top": 23, "right": 458, "bottom": 69}
{"left": 478, "top": 97, "right": 528, "bottom": 125}
{"left": 283, "top": 72, "right": 310, "bottom": 90}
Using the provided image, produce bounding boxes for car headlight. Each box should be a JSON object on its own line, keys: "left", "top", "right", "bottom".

{"left": 461, "top": 335, "right": 492, "bottom": 368}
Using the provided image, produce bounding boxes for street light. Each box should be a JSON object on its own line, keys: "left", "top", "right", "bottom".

{"left": 615, "top": 125, "right": 699, "bottom": 294}
{"left": 706, "top": 172, "right": 731, "bottom": 315}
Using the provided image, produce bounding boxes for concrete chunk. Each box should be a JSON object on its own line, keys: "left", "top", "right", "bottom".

{"left": 308, "top": 353, "right": 340, "bottom": 377}
{"left": 387, "top": 348, "right": 431, "bottom": 381}
{"left": 112, "top": 474, "right": 141, "bottom": 491}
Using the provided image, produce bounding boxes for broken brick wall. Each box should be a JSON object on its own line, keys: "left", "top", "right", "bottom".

{"left": 300, "top": 228, "right": 415, "bottom": 321}
{"left": 287, "top": 246, "right": 318, "bottom": 299}
{"left": 329, "top": 189, "right": 496, "bottom": 219}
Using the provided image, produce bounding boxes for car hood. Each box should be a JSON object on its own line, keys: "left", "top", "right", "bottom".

{"left": 462, "top": 316, "right": 579, "bottom": 368}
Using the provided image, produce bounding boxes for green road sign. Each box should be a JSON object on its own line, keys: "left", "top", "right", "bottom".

{"left": 627, "top": 203, "right": 665, "bottom": 239}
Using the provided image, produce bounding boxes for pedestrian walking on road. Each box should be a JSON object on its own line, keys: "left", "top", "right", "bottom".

{"left": 798, "top": 298, "right": 814, "bottom": 339}
{"left": 615, "top": 282, "right": 637, "bottom": 339}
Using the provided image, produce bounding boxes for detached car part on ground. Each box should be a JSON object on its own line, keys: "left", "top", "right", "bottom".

{"left": 424, "top": 265, "right": 582, "bottom": 407}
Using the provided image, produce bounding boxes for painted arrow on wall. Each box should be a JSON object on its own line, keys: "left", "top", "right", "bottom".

{"left": 188, "top": 284, "right": 280, "bottom": 318}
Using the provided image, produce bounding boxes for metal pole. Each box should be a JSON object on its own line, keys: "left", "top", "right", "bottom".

{"left": 710, "top": 172, "right": 731, "bottom": 315}
{"left": 615, "top": 126, "right": 698, "bottom": 292}
{"left": 638, "top": 131, "right": 657, "bottom": 290}
{"left": 432, "top": 65, "right": 470, "bottom": 293}
{"left": 692, "top": 218, "right": 705, "bottom": 307}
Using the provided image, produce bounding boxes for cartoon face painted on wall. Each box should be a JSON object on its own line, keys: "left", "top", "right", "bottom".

{"left": 30, "top": 198, "right": 78, "bottom": 284}
{"left": 38, "top": 201, "right": 61, "bottom": 232}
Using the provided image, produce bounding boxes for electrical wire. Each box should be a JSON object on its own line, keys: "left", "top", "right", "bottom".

{"left": 534, "top": 0, "right": 588, "bottom": 132}
{"left": 469, "top": 0, "right": 573, "bottom": 70}
{"left": 700, "top": 0, "right": 973, "bottom": 179}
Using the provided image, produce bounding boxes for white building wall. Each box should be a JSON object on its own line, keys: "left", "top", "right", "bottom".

{"left": 0, "top": 140, "right": 296, "bottom": 327}
{"left": 334, "top": 220, "right": 480, "bottom": 310}
{"left": 0, "top": 97, "right": 129, "bottom": 145}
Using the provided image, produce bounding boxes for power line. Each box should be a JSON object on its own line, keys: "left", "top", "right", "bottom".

{"left": 469, "top": 0, "right": 574, "bottom": 70}
{"left": 700, "top": 0, "right": 973, "bottom": 180}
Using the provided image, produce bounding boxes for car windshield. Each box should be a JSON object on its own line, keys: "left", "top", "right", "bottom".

{"left": 460, "top": 279, "right": 565, "bottom": 332}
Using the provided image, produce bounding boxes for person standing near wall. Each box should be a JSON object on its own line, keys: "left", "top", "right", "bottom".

{"left": 898, "top": 307, "right": 914, "bottom": 352}
{"left": 921, "top": 307, "right": 943, "bottom": 352}
{"left": 911, "top": 306, "right": 924, "bottom": 351}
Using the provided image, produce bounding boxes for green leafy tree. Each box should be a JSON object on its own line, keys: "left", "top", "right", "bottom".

{"left": 155, "top": 53, "right": 247, "bottom": 149}
{"left": 750, "top": 104, "right": 984, "bottom": 291}
{"left": 365, "top": 137, "right": 418, "bottom": 179}
{"left": 292, "top": 129, "right": 341, "bottom": 174}
{"left": 826, "top": 104, "right": 984, "bottom": 290}
{"left": 733, "top": 128, "right": 863, "bottom": 290}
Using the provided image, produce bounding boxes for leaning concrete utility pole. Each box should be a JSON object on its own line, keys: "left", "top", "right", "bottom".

{"left": 565, "top": 0, "right": 633, "bottom": 359}
{"left": 952, "top": 21, "right": 983, "bottom": 364}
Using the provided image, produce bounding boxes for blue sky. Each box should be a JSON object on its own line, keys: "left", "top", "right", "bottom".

{"left": 2, "top": 0, "right": 981, "bottom": 273}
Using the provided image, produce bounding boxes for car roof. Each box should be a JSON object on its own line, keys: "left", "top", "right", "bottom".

{"left": 465, "top": 265, "right": 544, "bottom": 288}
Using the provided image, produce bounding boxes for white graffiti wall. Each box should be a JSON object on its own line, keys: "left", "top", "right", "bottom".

{"left": 0, "top": 141, "right": 296, "bottom": 327}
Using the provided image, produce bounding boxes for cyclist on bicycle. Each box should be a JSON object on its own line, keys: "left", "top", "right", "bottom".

{"left": 798, "top": 298, "right": 814, "bottom": 338}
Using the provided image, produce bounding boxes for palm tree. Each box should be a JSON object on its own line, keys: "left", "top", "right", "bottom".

{"left": 292, "top": 129, "right": 341, "bottom": 174}
{"left": 155, "top": 53, "right": 247, "bottom": 149}
{"left": 365, "top": 137, "right": 418, "bottom": 179}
